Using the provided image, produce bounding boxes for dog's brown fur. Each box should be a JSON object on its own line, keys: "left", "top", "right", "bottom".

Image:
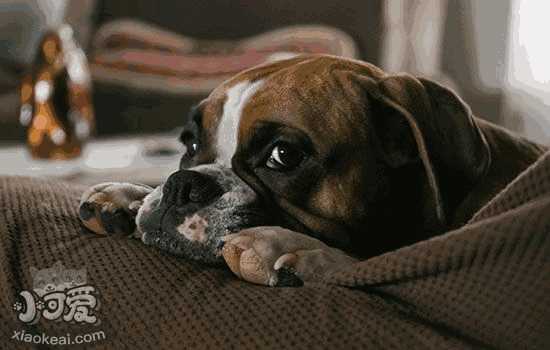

{"left": 197, "top": 55, "right": 546, "bottom": 256}
{"left": 80, "top": 55, "right": 546, "bottom": 285}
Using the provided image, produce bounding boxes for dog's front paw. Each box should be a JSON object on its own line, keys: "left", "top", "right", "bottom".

{"left": 79, "top": 182, "right": 153, "bottom": 236}
{"left": 221, "top": 226, "right": 357, "bottom": 287}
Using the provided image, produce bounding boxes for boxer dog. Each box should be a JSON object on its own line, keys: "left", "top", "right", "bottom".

{"left": 79, "top": 55, "right": 545, "bottom": 286}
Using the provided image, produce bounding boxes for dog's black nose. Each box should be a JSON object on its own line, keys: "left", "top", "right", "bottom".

{"left": 162, "top": 170, "right": 223, "bottom": 208}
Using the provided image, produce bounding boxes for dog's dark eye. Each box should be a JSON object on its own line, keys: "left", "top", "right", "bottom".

{"left": 186, "top": 141, "right": 199, "bottom": 157}
{"left": 266, "top": 142, "right": 304, "bottom": 171}
{"left": 180, "top": 131, "right": 199, "bottom": 158}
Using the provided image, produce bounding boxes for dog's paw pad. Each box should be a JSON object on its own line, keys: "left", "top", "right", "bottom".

{"left": 79, "top": 183, "right": 150, "bottom": 236}
{"left": 80, "top": 200, "right": 136, "bottom": 235}
{"left": 79, "top": 201, "right": 96, "bottom": 221}
{"left": 275, "top": 267, "right": 303, "bottom": 287}
{"left": 100, "top": 207, "right": 136, "bottom": 234}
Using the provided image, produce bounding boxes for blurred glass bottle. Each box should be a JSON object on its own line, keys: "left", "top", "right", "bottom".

{"left": 19, "top": 25, "right": 95, "bottom": 160}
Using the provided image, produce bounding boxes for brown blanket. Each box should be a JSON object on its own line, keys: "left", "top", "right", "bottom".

{"left": 1, "top": 152, "right": 549, "bottom": 349}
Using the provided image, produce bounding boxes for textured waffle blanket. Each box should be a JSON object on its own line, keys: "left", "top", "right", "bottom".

{"left": 1, "top": 152, "right": 549, "bottom": 349}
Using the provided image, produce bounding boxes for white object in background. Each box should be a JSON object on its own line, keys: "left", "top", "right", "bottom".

{"left": 0, "top": 134, "right": 184, "bottom": 185}
{"left": 0, "top": 147, "right": 81, "bottom": 177}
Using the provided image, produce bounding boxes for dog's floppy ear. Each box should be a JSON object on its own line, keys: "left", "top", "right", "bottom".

{"left": 415, "top": 77, "right": 491, "bottom": 183}
{"left": 359, "top": 73, "right": 491, "bottom": 226}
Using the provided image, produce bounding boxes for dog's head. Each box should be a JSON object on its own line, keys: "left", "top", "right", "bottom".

{"left": 137, "top": 55, "right": 490, "bottom": 263}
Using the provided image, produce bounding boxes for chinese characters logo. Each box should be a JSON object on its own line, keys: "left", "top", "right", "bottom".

{"left": 13, "top": 261, "right": 100, "bottom": 325}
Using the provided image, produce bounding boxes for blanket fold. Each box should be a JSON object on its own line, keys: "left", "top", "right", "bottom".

{"left": 325, "top": 151, "right": 550, "bottom": 349}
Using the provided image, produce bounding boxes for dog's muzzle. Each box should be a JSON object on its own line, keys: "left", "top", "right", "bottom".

{"left": 136, "top": 164, "right": 265, "bottom": 263}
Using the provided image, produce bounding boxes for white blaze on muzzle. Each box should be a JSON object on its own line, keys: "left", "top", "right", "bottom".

{"left": 176, "top": 213, "right": 209, "bottom": 242}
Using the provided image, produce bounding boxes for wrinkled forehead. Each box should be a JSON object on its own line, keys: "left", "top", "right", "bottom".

{"left": 195, "top": 56, "right": 305, "bottom": 165}
{"left": 200, "top": 55, "right": 312, "bottom": 129}
{"left": 197, "top": 55, "right": 384, "bottom": 166}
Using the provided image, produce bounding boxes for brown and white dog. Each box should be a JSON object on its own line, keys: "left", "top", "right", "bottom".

{"left": 79, "top": 55, "right": 546, "bottom": 286}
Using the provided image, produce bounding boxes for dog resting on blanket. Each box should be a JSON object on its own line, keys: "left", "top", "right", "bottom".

{"left": 79, "top": 55, "right": 546, "bottom": 286}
